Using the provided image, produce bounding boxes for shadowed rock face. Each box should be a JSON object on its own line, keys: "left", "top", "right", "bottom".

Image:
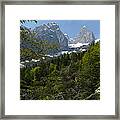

{"left": 73, "top": 25, "right": 95, "bottom": 44}
{"left": 33, "top": 22, "right": 68, "bottom": 51}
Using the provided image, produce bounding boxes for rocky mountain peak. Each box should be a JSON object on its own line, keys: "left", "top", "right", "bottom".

{"left": 73, "top": 25, "right": 95, "bottom": 44}
{"left": 33, "top": 22, "right": 68, "bottom": 51}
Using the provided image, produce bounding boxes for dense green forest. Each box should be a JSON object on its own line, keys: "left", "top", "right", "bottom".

{"left": 20, "top": 21, "right": 100, "bottom": 100}
{"left": 20, "top": 42, "right": 100, "bottom": 100}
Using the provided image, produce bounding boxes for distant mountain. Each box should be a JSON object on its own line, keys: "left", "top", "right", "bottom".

{"left": 33, "top": 22, "right": 68, "bottom": 51}
{"left": 20, "top": 23, "right": 99, "bottom": 60}
{"left": 71, "top": 25, "right": 96, "bottom": 44}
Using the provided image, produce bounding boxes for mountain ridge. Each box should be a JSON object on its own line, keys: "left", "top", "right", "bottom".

{"left": 20, "top": 22, "right": 99, "bottom": 57}
{"left": 33, "top": 22, "right": 68, "bottom": 51}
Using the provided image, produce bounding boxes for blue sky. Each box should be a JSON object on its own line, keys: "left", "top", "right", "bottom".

{"left": 22, "top": 20, "right": 100, "bottom": 39}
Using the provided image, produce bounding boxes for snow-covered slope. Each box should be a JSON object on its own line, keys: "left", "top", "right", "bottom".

{"left": 95, "top": 39, "right": 100, "bottom": 43}
{"left": 68, "top": 42, "right": 89, "bottom": 48}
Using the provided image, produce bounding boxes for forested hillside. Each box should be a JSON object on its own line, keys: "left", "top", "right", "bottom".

{"left": 20, "top": 42, "right": 100, "bottom": 100}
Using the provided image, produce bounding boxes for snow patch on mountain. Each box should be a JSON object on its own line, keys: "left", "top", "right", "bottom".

{"left": 95, "top": 39, "right": 100, "bottom": 43}
{"left": 68, "top": 42, "right": 89, "bottom": 48}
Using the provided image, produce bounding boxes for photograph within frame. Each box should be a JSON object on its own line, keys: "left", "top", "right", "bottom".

{"left": 20, "top": 20, "right": 100, "bottom": 100}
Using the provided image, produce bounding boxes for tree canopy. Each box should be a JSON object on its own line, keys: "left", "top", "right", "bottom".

{"left": 20, "top": 42, "right": 100, "bottom": 100}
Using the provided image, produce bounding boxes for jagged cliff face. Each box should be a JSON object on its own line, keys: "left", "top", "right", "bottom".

{"left": 33, "top": 22, "right": 68, "bottom": 50}
{"left": 73, "top": 26, "right": 95, "bottom": 44}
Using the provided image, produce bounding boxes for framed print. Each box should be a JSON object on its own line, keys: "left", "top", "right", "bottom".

{"left": 0, "top": 0, "right": 119, "bottom": 119}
